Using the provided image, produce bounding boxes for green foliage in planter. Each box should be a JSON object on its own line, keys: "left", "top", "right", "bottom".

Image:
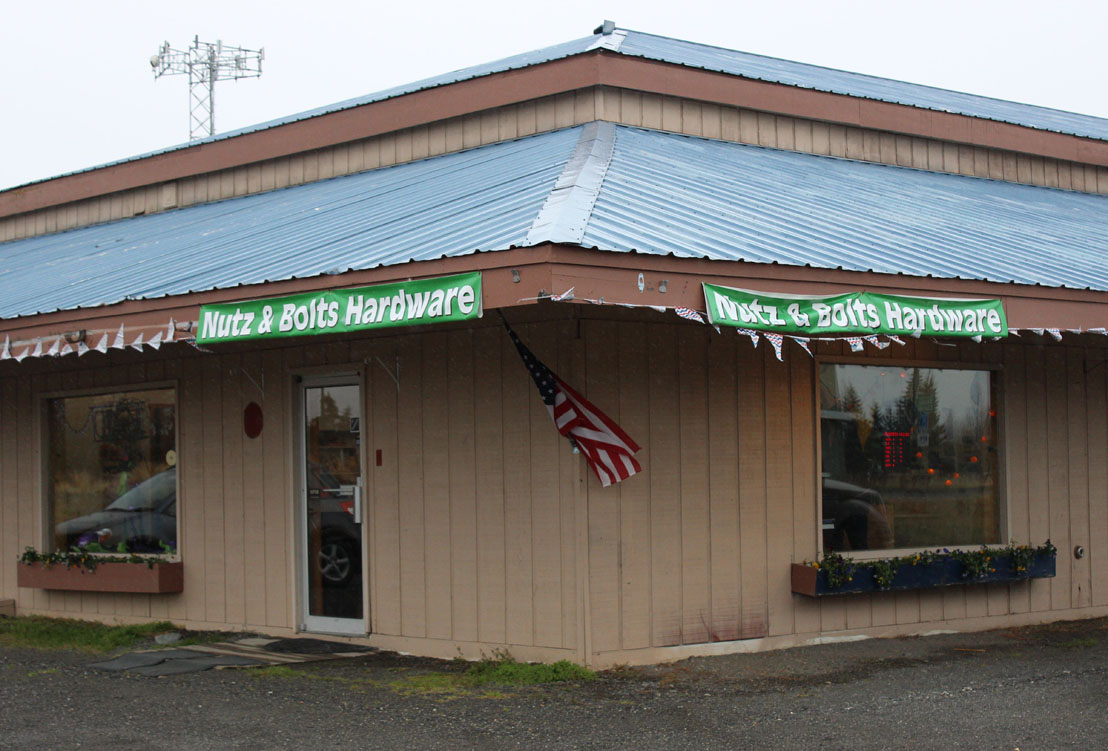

{"left": 813, "top": 551, "right": 858, "bottom": 588}
{"left": 19, "top": 546, "right": 173, "bottom": 572}
{"left": 808, "top": 540, "right": 1056, "bottom": 592}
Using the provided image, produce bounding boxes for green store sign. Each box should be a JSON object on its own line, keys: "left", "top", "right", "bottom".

{"left": 197, "top": 272, "right": 482, "bottom": 344}
{"left": 703, "top": 283, "right": 1007, "bottom": 338}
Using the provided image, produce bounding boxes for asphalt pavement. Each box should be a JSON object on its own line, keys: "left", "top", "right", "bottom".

{"left": 1, "top": 616, "right": 1106, "bottom": 750}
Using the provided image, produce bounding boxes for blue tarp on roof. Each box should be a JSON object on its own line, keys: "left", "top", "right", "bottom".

{"left": 3, "top": 123, "right": 1108, "bottom": 320}
{"left": 13, "top": 27, "right": 1108, "bottom": 190}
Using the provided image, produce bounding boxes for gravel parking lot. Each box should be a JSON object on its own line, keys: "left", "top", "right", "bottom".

{"left": 2, "top": 617, "right": 1107, "bottom": 750}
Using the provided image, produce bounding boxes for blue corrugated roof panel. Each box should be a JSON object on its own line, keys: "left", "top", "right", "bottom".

{"left": 582, "top": 125, "right": 1108, "bottom": 290}
{"left": 5, "top": 123, "right": 1108, "bottom": 322}
{"left": 0, "top": 127, "right": 583, "bottom": 319}
{"left": 14, "top": 26, "right": 1108, "bottom": 191}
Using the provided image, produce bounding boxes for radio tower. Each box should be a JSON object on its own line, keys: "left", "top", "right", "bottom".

{"left": 150, "top": 36, "right": 264, "bottom": 141}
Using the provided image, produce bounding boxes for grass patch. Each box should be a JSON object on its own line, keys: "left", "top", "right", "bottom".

{"left": 0, "top": 616, "right": 177, "bottom": 653}
{"left": 253, "top": 665, "right": 305, "bottom": 679}
{"left": 390, "top": 652, "right": 596, "bottom": 699}
{"left": 466, "top": 656, "right": 596, "bottom": 687}
{"left": 1058, "top": 637, "right": 1098, "bottom": 649}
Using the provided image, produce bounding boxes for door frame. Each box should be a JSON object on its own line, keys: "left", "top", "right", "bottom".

{"left": 295, "top": 371, "right": 369, "bottom": 636}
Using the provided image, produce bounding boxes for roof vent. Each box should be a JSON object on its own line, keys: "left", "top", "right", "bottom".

{"left": 594, "top": 20, "right": 616, "bottom": 35}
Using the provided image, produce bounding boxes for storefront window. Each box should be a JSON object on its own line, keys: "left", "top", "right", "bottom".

{"left": 819, "top": 364, "right": 999, "bottom": 552}
{"left": 47, "top": 388, "right": 177, "bottom": 554}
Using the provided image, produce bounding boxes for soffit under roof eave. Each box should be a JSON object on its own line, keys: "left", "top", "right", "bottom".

{"left": 5, "top": 244, "right": 1108, "bottom": 344}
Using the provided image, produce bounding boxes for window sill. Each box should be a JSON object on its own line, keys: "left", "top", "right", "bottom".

{"left": 17, "top": 560, "right": 183, "bottom": 594}
{"left": 791, "top": 553, "right": 1055, "bottom": 597}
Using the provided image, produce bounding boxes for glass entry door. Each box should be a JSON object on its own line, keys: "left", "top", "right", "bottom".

{"left": 300, "top": 378, "right": 365, "bottom": 634}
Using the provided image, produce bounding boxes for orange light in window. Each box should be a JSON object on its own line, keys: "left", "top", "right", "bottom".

{"left": 945, "top": 479, "right": 953, "bottom": 486}
{"left": 927, "top": 468, "right": 935, "bottom": 475}
{"left": 915, "top": 451, "right": 923, "bottom": 458}
{"left": 970, "top": 456, "right": 979, "bottom": 463}
{"left": 989, "top": 410, "right": 997, "bottom": 417}
{"left": 954, "top": 472, "right": 960, "bottom": 479}
{"left": 981, "top": 436, "right": 989, "bottom": 443}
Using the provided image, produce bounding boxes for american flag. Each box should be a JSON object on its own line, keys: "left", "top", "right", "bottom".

{"left": 505, "top": 323, "right": 641, "bottom": 487}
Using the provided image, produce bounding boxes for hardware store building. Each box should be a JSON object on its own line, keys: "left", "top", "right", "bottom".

{"left": 2, "top": 25, "right": 1108, "bottom": 666}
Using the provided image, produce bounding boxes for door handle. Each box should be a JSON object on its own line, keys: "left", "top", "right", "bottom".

{"left": 354, "top": 479, "right": 362, "bottom": 525}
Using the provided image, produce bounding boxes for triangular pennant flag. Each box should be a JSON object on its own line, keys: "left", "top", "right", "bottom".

{"left": 129, "top": 332, "right": 145, "bottom": 351}
{"left": 712, "top": 325, "right": 721, "bottom": 335}
{"left": 911, "top": 330, "right": 923, "bottom": 339}
{"left": 1028, "top": 328, "right": 1044, "bottom": 336}
{"left": 1066, "top": 328, "right": 1082, "bottom": 334}
{"left": 863, "top": 335, "right": 890, "bottom": 350}
{"left": 549, "top": 287, "right": 575, "bottom": 302}
{"left": 59, "top": 343, "right": 73, "bottom": 357}
{"left": 887, "top": 335, "right": 906, "bottom": 346}
{"left": 1089, "top": 328, "right": 1108, "bottom": 336}
{"left": 165, "top": 318, "right": 177, "bottom": 343}
{"left": 1009, "top": 329, "right": 1022, "bottom": 337}
{"left": 737, "top": 328, "right": 760, "bottom": 347}
{"left": 112, "top": 324, "right": 126, "bottom": 349}
{"left": 674, "top": 307, "right": 705, "bottom": 324}
{"left": 846, "top": 336, "right": 865, "bottom": 353}
{"left": 14, "top": 347, "right": 28, "bottom": 362}
{"left": 95, "top": 334, "right": 109, "bottom": 353}
{"left": 29, "top": 340, "right": 43, "bottom": 359}
{"left": 971, "top": 335, "right": 982, "bottom": 343}
{"left": 794, "top": 337, "right": 813, "bottom": 357}
{"left": 0, "top": 337, "right": 9, "bottom": 361}
{"left": 765, "top": 332, "right": 784, "bottom": 361}
{"left": 147, "top": 331, "right": 163, "bottom": 350}
{"left": 77, "top": 341, "right": 90, "bottom": 356}
{"left": 45, "top": 338, "right": 61, "bottom": 357}
{"left": 1046, "top": 328, "right": 1062, "bottom": 342}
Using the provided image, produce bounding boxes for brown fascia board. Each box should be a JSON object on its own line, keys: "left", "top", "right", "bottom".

{"left": 5, "top": 245, "right": 1108, "bottom": 343}
{"left": 7, "top": 51, "right": 1108, "bottom": 219}
{"left": 594, "top": 54, "right": 1108, "bottom": 168}
{"left": 0, "top": 55, "right": 604, "bottom": 219}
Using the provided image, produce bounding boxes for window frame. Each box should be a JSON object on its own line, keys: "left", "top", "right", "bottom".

{"left": 814, "top": 355, "right": 1008, "bottom": 560}
{"left": 39, "top": 379, "right": 181, "bottom": 559}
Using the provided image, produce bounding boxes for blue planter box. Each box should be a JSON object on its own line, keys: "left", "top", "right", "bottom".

{"left": 791, "top": 552, "right": 1056, "bottom": 597}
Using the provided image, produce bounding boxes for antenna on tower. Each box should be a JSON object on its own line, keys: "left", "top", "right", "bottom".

{"left": 150, "top": 36, "right": 264, "bottom": 141}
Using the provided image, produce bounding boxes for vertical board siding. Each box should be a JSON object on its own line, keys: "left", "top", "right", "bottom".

{"left": 1, "top": 326, "right": 1105, "bottom": 664}
{"left": 473, "top": 327, "right": 506, "bottom": 644}
{"left": 371, "top": 337, "right": 402, "bottom": 636}
{"left": 678, "top": 332, "right": 712, "bottom": 644}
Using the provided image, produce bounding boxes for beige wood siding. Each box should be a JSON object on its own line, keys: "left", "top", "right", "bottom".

{"left": 7, "top": 87, "right": 1108, "bottom": 243}
{"left": 576, "top": 318, "right": 1108, "bottom": 662}
{"left": 1, "top": 316, "right": 1106, "bottom": 665}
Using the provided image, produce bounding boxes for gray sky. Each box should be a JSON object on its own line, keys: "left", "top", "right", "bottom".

{"left": 3, "top": 0, "right": 1106, "bottom": 191}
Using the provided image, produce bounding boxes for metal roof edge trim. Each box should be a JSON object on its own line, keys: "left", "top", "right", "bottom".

{"left": 524, "top": 122, "right": 617, "bottom": 246}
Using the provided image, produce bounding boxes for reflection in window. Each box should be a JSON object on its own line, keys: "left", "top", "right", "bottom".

{"left": 819, "top": 364, "right": 999, "bottom": 552}
{"left": 48, "top": 389, "right": 177, "bottom": 554}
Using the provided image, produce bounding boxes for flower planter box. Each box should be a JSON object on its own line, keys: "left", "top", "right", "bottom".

{"left": 791, "top": 552, "right": 1055, "bottom": 597}
{"left": 17, "top": 561, "right": 183, "bottom": 594}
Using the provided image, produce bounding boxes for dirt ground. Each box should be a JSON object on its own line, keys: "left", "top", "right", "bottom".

{"left": 2, "top": 617, "right": 1108, "bottom": 750}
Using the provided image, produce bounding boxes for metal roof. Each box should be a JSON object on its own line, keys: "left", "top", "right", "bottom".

{"left": 11, "top": 26, "right": 1108, "bottom": 191}
{"left": 583, "top": 125, "right": 1108, "bottom": 290}
{"left": 4, "top": 122, "right": 1108, "bottom": 321}
{"left": 613, "top": 31, "right": 1108, "bottom": 141}
{"left": 0, "top": 127, "right": 581, "bottom": 319}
